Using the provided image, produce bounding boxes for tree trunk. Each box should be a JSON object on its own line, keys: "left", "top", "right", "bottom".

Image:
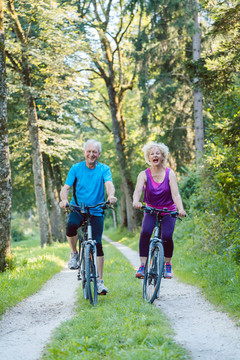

{"left": 0, "top": 0, "right": 12, "bottom": 271}
{"left": 22, "top": 60, "right": 52, "bottom": 247}
{"left": 193, "top": 0, "right": 204, "bottom": 161}
{"left": 111, "top": 208, "right": 118, "bottom": 229}
{"left": 53, "top": 163, "right": 66, "bottom": 240}
{"left": 7, "top": 0, "right": 52, "bottom": 247}
{"left": 107, "top": 85, "right": 137, "bottom": 231}
{"left": 120, "top": 183, "right": 127, "bottom": 228}
{"left": 44, "top": 154, "right": 65, "bottom": 242}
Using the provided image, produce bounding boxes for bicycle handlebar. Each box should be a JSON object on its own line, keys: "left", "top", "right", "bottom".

{"left": 66, "top": 201, "right": 111, "bottom": 214}
{"left": 141, "top": 205, "right": 179, "bottom": 218}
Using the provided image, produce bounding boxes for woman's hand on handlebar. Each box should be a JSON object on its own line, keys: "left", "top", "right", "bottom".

{"left": 178, "top": 209, "right": 187, "bottom": 217}
{"left": 59, "top": 200, "right": 69, "bottom": 208}
{"left": 133, "top": 201, "right": 143, "bottom": 209}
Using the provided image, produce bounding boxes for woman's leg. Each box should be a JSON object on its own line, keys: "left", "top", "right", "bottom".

{"left": 161, "top": 215, "right": 176, "bottom": 262}
{"left": 139, "top": 212, "right": 156, "bottom": 264}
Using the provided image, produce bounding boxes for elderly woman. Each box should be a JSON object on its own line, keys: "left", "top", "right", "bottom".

{"left": 133, "top": 141, "right": 186, "bottom": 279}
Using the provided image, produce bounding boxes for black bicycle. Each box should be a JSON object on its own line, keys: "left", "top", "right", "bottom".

{"left": 141, "top": 205, "right": 180, "bottom": 304}
{"left": 66, "top": 201, "right": 110, "bottom": 305}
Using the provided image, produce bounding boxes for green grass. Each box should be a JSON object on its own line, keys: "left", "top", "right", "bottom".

{"left": 105, "top": 223, "right": 240, "bottom": 323}
{"left": 0, "top": 233, "right": 69, "bottom": 316}
{"left": 105, "top": 227, "right": 139, "bottom": 251}
{"left": 42, "top": 242, "right": 189, "bottom": 360}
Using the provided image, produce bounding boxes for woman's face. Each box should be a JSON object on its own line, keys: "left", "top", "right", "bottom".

{"left": 148, "top": 147, "right": 164, "bottom": 166}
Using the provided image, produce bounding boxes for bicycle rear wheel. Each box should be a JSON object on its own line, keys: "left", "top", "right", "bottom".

{"left": 143, "top": 241, "right": 164, "bottom": 303}
{"left": 86, "top": 243, "right": 98, "bottom": 305}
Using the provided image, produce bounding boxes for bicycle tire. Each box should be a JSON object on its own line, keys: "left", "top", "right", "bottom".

{"left": 143, "top": 241, "right": 164, "bottom": 303}
{"left": 77, "top": 237, "right": 82, "bottom": 281}
{"left": 81, "top": 247, "right": 88, "bottom": 300}
{"left": 86, "top": 243, "right": 98, "bottom": 305}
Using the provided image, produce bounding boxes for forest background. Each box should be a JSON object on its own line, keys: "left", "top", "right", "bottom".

{"left": 0, "top": 0, "right": 239, "bottom": 275}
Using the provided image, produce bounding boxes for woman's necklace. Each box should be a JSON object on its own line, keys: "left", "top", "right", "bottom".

{"left": 150, "top": 167, "right": 165, "bottom": 183}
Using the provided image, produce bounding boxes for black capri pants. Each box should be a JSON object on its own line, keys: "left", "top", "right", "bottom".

{"left": 66, "top": 211, "right": 104, "bottom": 256}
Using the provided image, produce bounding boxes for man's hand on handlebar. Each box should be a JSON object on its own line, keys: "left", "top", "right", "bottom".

{"left": 107, "top": 196, "right": 117, "bottom": 205}
{"left": 59, "top": 200, "right": 69, "bottom": 208}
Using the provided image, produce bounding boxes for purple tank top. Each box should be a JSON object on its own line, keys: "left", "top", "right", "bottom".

{"left": 143, "top": 167, "right": 177, "bottom": 211}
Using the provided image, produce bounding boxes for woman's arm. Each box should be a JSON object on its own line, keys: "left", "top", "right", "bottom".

{"left": 169, "top": 170, "right": 186, "bottom": 217}
{"left": 133, "top": 171, "right": 147, "bottom": 209}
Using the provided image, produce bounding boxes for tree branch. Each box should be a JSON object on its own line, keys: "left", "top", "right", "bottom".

{"left": 83, "top": 110, "right": 112, "bottom": 133}
{"left": 5, "top": 49, "right": 21, "bottom": 72}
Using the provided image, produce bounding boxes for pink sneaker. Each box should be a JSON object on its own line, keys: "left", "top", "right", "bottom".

{"left": 135, "top": 264, "right": 145, "bottom": 279}
{"left": 164, "top": 263, "right": 173, "bottom": 278}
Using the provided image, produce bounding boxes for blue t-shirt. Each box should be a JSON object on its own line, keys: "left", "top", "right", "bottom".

{"left": 65, "top": 161, "right": 112, "bottom": 215}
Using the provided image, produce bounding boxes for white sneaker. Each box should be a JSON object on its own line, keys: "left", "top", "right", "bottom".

{"left": 68, "top": 252, "right": 79, "bottom": 270}
{"left": 97, "top": 279, "right": 109, "bottom": 295}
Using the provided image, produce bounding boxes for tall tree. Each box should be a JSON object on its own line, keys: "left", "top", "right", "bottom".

{"left": 6, "top": 0, "right": 52, "bottom": 246}
{"left": 192, "top": 0, "right": 204, "bottom": 161}
{"left": 131, "top": 0, "right": 195, "bottom": 171}
{"left": 61, "top": 0, "right": 142, "bottom": 230}
{"left": 0, "top": 0, "right": 12, "bottom": 271}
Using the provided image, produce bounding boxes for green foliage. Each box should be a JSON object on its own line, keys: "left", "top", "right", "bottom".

{"left": 173, "top": 218, "right": 240, "bottom": 320}
{"left": 42, "top": 243, "right": 188, "bottom": 359}
{"left": 11, "top": 213, "right": 37, "bottom": 242}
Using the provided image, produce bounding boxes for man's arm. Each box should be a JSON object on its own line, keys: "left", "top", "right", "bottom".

{"left": 105, "top": 181, "right": 117, "bottom": 204}
{"left": 59, "top": 184, "right": 71, "bottom": 208}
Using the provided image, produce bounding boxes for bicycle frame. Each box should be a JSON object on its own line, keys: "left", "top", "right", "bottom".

{"left": 142, "top": 206, "right": 179, "bottom": 303}
{"left": 66, "top": 201, "right": 110, "bottom": 305}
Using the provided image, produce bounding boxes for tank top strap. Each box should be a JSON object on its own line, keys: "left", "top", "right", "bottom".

{"left": 165, "top": 167, "right": 170, "bottom": 182}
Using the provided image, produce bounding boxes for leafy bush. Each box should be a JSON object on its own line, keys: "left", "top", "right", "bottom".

{"left": 11, "top": 221, "right": 26, "bottom": 242}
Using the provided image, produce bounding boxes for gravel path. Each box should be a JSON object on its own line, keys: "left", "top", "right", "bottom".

{"left": 0, "top": 237, "right": 240, "bottom": 360}
{"left": 0, "top": 266, "right": 79, "bottom": 360}
{"left": 103, "top": 236, "right": 240, "bottom": 360}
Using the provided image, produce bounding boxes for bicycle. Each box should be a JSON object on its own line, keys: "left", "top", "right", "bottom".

{"left": 140, "top": 205, "right": 180, "bottom": 304}
{"left": 66, "top": 201, "right": 110, "bottom": 305}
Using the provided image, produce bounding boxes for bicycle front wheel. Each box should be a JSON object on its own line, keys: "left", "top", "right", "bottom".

{"left": 86, "top": 243, "right": 98, "bottom": 305}
{"left": 143, "top": 241, "right": 164, "bottom": 303}
{"left": 81, "top": 246, "right": 88, "bottom": 300}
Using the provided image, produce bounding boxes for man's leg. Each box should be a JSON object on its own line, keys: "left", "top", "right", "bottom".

{"left": 67, "top": 235, "right": 78, "bottom": 252}
{"left": 91, "top": 216, "right": 108, "bottom": 294}
{"left": 66, "top": 212, "right": 83, "bottom": 269}
{"left": 97, "top": 256, "right": 104, "bottom": 280}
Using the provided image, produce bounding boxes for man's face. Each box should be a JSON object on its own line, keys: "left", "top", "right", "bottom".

{"left": 84, "top": 144, "right": 101, "bottom": 167}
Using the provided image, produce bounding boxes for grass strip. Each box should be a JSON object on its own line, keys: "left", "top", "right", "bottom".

{"left": 0, "top": 236, "right": 69, "bottom": 316}
{"left": 42, "top": 241, "right": 189, "bottom": 360}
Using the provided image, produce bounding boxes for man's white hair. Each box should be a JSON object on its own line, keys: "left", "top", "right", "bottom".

{"left": 142, "top": 141, "right": 169, "bottom": 165}
{"left": 83, "top": 139, "right": 102, "bottom": 153}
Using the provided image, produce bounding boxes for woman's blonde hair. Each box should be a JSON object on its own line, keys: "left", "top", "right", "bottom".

{"left": 142, "top": 141, "right": 169, "bottom": 165}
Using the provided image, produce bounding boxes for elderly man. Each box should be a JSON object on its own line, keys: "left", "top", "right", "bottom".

{"left": 59, "top": 139, "right": 117, "bottom": 295}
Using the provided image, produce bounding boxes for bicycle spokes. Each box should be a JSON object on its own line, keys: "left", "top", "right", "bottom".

{"left": 143, "top": 243, "right": 164, "bottom": 303}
